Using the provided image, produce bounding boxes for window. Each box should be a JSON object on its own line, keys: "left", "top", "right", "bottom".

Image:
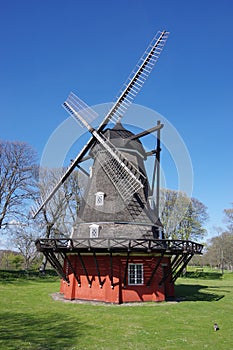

{"left": 95, "top": 191, "right": 104, "bottom": 206}
{"left": 89, "top": 224, "right": 99, "bottom": 238}
{"left": 128, "top": 264, "right": 144, "bottom": 285}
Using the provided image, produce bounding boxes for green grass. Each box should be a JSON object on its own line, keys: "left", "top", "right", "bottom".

{"left": 1, "top": 270, "right": 233, "bottom": 349}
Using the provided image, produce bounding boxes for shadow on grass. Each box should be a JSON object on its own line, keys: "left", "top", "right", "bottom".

{"left": 0, "top": 311, "right": 86, "bottom": 349}
{"left": 0, "top": 269, "right": 59, "bottom": 285}
{"left": 175, "top": 283, "right": 225, "bottom": 302}
{"left": 183, "top": 271, "right": 223, "bottom": 280}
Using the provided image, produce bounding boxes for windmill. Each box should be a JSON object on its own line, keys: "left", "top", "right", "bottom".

{"left": 35, "top": 31, "right": 203, "bottom": 303}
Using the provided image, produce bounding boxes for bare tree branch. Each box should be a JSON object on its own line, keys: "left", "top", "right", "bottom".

{"left": 0, "top": 140, "right": 37, "bottom": 229}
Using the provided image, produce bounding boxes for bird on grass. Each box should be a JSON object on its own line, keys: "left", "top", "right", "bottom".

{"left": 214, "top": 323, "right": 219, "bottom": 331}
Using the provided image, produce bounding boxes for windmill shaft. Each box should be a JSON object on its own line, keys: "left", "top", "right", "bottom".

{"left": 128, "top": 123, "right": 164, "bottom": 140}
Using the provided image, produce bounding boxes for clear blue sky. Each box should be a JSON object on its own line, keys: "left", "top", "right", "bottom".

{"left": 1, "top": 0, "right": 233, "bottom": 237}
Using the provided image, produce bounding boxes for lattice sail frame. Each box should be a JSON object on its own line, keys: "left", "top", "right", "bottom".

{"left": 63, "top": 92, "right": 99, "bottom": 127}
{"left": 108, "top": 30, "right": 169, "bottom": 124}
{"left": 63, "top": 96, "right": 146, "bottom": 202}
{"left": 97, "top": 150, "right": 143, "bottom": 202}
{"left": 32, "top": 30, "right": 169, "bottom": 218}
{"left": 64, "top": 30, "right": 169, "bottom": 129}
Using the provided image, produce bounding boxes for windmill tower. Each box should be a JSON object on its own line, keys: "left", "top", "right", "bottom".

{"left": 34, "top": 31, "right": 203, "bottom": 303}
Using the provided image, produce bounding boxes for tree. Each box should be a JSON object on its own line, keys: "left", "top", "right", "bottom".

{"left": 10, "top": 254, "right": 24, "bottom": 270}
{"left": 0, "top": 250, "right": 24, "bottom": 270}
{"left": 8, "top": 220, "right": 39, "bottom": 270}
{"left": 160, "top": 189, "right": 208, "bottom": 241}
{"left": 34, "top": 167, "right": 81, "bottom": 272}
{"left": 35, "top": 167, "right": 81, "bottom": 239}
{"left": 202, "top": 202, "right": 233, "bottom": 272}
{"left": 0, "top": 140, "right": 37, "bottom": 229}
{"left": 204, "top": 230, "right": 233, "bottom": 271}
{"left": 223, "top": 203, "right": 233, "bottom": 233}
{"left": 177, "top": 198, "right": 208, "bottom": 241}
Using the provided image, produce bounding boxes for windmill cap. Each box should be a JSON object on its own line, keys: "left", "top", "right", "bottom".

{"left": 91, "top": 122, "right": 147, "bottom": 159}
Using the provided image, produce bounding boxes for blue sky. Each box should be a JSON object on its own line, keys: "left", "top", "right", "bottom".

{"left": 1, "top": 0, "right": 233, "bottom": 237}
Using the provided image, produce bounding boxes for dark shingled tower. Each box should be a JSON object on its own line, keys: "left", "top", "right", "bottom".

{"left": 72, "top": 122, "right": 162, "bottom": 242}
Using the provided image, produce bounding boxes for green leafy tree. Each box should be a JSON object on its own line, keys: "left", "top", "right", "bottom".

{"left": 10, "top": 254, "right": 24, "bottom": 270}
{"left": 204, "top": 230, "right": 233, "bottom": 271}
{"left": 0, "top": 251, "right": 24, "bottom": 270}
{"left": 160, "top": 189, "right": 208, "bottom": 240}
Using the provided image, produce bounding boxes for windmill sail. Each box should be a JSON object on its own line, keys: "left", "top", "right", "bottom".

{"left": 101, "top": 30, "right": 169, "bottom": 125}
{"left": 63, "top": 97, "right": 146, "bottom": 201}
{"left": 63, "top": 92, "right": 99, "bottom": 127}
{"left": 97, "top": 149, "right": 143, "bottom": 202}
{"left": 33, "top": 30, "right": 169, "bottom": 218}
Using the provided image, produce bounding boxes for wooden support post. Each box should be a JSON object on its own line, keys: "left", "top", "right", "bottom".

{"left": 170, "top": 254, "right": 181, "bottom": 270}
{"left": 171, "top": 254, "right": 194, "bottom": 283}
{"left": 146, "top": 251, "right": 165, "bottom": 287}
{"left": 170, "top": 254, "right": 185, "bottom": 279}
{"left": 62, "top": 252, "right": 81, "bottom": 286}
{"left": 93, "top": 251, "right": 103, "bottom": 288}
{"left": 156, "top": 120, "right": 161, "bottom": 221}
{"left": 159, "top": 255, "right": 181, "bottom": 285}
{"left": 159, "top": 266, "right": 172, "bottom": 286}
{"left": 123, "top": 250, "right": 130, "bottom": 288}
{"left": 43, "top": 251, "right": 69, "bottom": 283}
{"left": 78, "top": 252, "right": 92, "bottom": 287}
{"left": 109, "top": 251, "right": 114, "bottom": 289}
{"left": 158, "top": 254, "right": 181, "bottom": 285}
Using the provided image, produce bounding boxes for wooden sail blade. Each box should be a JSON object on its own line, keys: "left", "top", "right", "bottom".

{"left": 63, "top": 92, "right": 99, "bottom": 127}
{"left": 99, "top": 30, "right": 169, "bottom": 127}
{"left": 64, "top": 96, "right": 146, "bottom": 187}
{"left": 63, "top": 96, "right": 96, "bottom": 132}
{"left": 65, "top": 98, "right": 146, "bottom": 199}
{"left": 32, "top": 141, "right": 93, "bottom": 218}
{"left": 97, "top": 150, "right": 143, "bottom": 202}
{"left": 94, "top": 133, "right": 146, "bottom": 201}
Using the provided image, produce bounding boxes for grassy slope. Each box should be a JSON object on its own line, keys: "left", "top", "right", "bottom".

{"left": 0, "top": 270, "right": 233, "bottom": 350}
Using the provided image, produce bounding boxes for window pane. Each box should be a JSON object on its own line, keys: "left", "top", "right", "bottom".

{"left": 128, "top": 264, "right": 143, "bottom": 285}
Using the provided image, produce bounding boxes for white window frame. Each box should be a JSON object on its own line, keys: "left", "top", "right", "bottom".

{"left": 89, "top": 224, "right": 99, "bottom": 238}
{"left": 95, "top": 191, "right": 104, "bottom": 206}
{"left": 128, "top": 263, "right": 144, "bottom": 285}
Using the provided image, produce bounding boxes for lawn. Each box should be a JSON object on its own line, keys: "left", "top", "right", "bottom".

{"left": 0, "top": 270, "right": 233, "bottom": 349}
